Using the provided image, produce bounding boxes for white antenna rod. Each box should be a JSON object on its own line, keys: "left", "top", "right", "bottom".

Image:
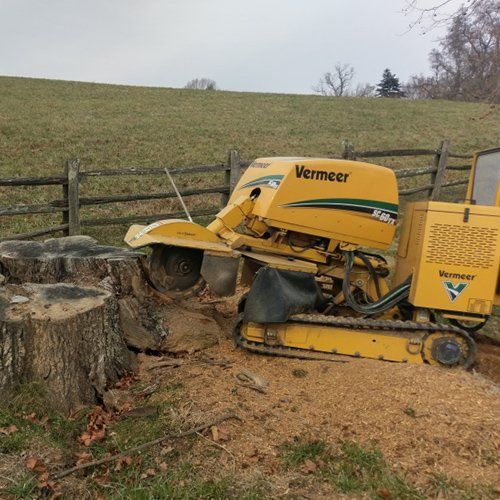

{"left": 164, "top": 167, "right": 193, "bottom": 222}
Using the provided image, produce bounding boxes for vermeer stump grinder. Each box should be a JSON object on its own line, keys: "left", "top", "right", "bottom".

{"left": 125, "top": 149, "right": 500, "bottom": 369}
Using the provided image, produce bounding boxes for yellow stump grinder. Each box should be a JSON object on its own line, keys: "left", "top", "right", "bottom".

{"left": 125, "top": 148, "right": 500, "bottom": 369}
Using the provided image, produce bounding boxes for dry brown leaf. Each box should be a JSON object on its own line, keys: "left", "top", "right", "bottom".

{"left": 26, "top": 457, "right": 47, "bottom": 474}
{"left": 93, "top": 475, "right": 110, "bottom": 486}
{"left": 299, "top": 459, "right": 317, "bottom": 474}
{"left": 217, "top": 427, "right": 230, "bottom": 442}
{"left": 377, "top": 488, "right": 392, "bottom": 499}
{"left": 78, "top": 406, "right": 112, "bottom": 446}
{"left": 140, "top": 468, "right": 156, "bottom": 479}
{"left": 158, "top": 462, "right": 168, "bottom": 471}
{"left": 25, "top": 457, "right": 38, "bottom": 470}
{"left": 0, "top": 424, "right": 18, "bottom": 435}
{"left": 114, "top": 455, "right": 133, "bottom": 472}
{"left": 39, "top": 415, "right": 49, "bottom": 426}
{"left": 75, "top": 451, "right": 93, "bottom": 466}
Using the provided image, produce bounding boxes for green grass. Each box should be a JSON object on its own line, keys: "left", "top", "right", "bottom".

{"left": 88, "top": 462, "right": 265, "bottom": 500}
{"left": 0, "top": 382, "right": 88, "bottom": 456}
{"left": 278, "top": 437, "right": 497, "bottom": 499}
{"left": 0, "top": 75, "right": 499, "bottom": 244}
{"left": 3, "top": 473, "right": 38, "bottom": 499}
{"left": 0, "top": 381, "right": 266, "bottom": 499}
{"left": 279, "top": 437, "right": 420, "bottom": 499}
{"left": 279, "top": 437, "right": 327, "bottom": 467}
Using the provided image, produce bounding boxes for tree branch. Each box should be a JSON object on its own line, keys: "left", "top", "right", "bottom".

{"left": 52, "top": 411, "right": 241, "bottom": 480}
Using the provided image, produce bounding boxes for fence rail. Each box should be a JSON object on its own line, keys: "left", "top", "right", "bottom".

{"left": 0, "top": 141, "right": 473, "bottom": 242}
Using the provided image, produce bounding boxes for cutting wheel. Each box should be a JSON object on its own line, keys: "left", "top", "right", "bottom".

{"left": 148, "top": 245, "right": 205, "bottom": 298}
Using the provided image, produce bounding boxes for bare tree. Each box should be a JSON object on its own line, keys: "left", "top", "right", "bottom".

{"left": 402, "top": 0, "right": 486, "bottom": 33}
{"left": 184, "top": 78, "right": 217, "bottom": 90}
{"left": 406, "top": 0, "right": 499, "bottom": 102}
{"left": 353, "top": 82, "right": 376, "bottom": 97}
{"left": 313, "top": 64, "right": 355, "bottom": 96}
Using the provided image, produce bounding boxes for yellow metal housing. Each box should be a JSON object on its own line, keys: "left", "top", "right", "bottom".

{"left": 394, "top": 201, "right": 500, "bottom": 315}
{"left": 231, "top": 157, "right": 399, "bottom": 249}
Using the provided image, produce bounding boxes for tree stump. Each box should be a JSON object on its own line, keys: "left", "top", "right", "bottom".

{"left": 0, "top": 236, "right": 167, "bottom": 351}
{"left": 0, "top": 283, "right": 134, "bottom": 414}
{"left": 0, "top": 236, "right": 146, "bottom": 297}
{"left": 0, "top": 236, "right": 225, "bottom": 412}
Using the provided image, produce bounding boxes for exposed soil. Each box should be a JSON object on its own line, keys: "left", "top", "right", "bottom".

{"left": 476, "top": 343, "right": 500, "bottom": 384}
{"left": 133, "top": 294, "right": 500, "bottom": 495}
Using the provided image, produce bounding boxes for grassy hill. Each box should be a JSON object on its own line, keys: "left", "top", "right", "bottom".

{"left": 1, "top": 76, "right": 498, "bottom": 175}
{"left": 0, "top": 75, "right": 499, "bottom": 243}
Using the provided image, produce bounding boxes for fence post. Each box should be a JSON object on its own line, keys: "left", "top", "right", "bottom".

{"left": 221, "top": 150, "right": 240, "bottom": 207}
{"left": 430, "top": 140, "right": 449, "bottom": 201}
{"left": 63, "top": 158, "right": 81, "bottom": 236}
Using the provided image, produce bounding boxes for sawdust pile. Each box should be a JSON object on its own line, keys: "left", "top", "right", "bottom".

{"left": 139, "top": 295, "right": 500, "bottom": 492}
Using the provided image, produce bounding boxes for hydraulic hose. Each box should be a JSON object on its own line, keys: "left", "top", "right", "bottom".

{"left": 342, "top": 251, "right": 411, "bottom": 315}
{"left": 354, "top": 250, "right": 382, "bottom": 299}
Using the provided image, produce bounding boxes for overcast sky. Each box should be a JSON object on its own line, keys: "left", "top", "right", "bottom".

{"left": 0, "top": 0, "right": 460, "bottom": 94}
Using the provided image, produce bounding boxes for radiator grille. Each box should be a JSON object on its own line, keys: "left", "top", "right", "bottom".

{"left": 425, "top": 223, "right": 498, "bottom": 269}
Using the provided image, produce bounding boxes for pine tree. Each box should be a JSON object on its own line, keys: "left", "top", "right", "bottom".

{"left": 376, "top": 69, "right": 404, "bottom": 97}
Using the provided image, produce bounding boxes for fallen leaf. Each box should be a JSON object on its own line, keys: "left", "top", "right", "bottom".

{"left": 0, "top": 424, "right": 18, "bottom": 435}
{"left": 26, "top": 457, "right": 47, "bottom": 473}
{"left": 377, "top": 488, "right": 392, "bottom": 499}
{"left": 75, "top": 451, "right": 93, "bottom": 466}
{"left": 300, "top": 459, "right": 317, "bottom": 474}
{"left": 217, "top": 427, "right": 230, "bottom": 442}
{"left": 24, "top": 412, "right": 37, "bottom": 422}
{"left": 140, "top": 468, "right": 156, "bottom": 479}
{"left": 37, "top": 478, "right": 58, "bottom": 491}
{"left": 78, "top": 407, "right": 112, "bottom": 446}
{"left": 38, "top": 415, "right": 49, "bottom": 426}
{"left": 158, "top": 462, "right": 168, "bottom": 471}
{"left": 93, "top": 475, "right": 110, "bottom": 486}
{"left": 114, "top": 455, "right": 133, "bottom": 472}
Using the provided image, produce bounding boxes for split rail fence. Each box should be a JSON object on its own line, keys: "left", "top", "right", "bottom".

{"left": 0, "top": 141, "right": 473, "bottom": 242}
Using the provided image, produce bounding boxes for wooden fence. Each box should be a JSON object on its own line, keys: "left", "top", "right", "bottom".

{"left": 0, "top": 141, "right": 473, "bottom": 242}
{"left": 341, "top": 139, "right": 472, "bottom": 199}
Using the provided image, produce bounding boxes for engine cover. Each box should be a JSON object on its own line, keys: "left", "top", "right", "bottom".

{"left": 231, "top": 157, "right": 399, "bottom": 249}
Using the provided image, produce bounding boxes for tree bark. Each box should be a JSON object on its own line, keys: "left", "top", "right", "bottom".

{"left": 0, "top": 283, "right": 133, "bottom": 414}
{"left": 0, "top": 236, "right": 146, "bottom": 297}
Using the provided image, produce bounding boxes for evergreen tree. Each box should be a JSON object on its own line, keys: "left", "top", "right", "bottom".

{"left": 376, "top": 69, "right": 404, "bottom": 97}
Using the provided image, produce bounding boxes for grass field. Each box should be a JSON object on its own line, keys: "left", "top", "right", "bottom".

{"left": 0, "top": 75, "right": 499, "bottom": 244}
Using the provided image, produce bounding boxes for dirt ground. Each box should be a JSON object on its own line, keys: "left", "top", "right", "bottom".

{"left": 134, "top": 294, "right": 500, "bottom": 496}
